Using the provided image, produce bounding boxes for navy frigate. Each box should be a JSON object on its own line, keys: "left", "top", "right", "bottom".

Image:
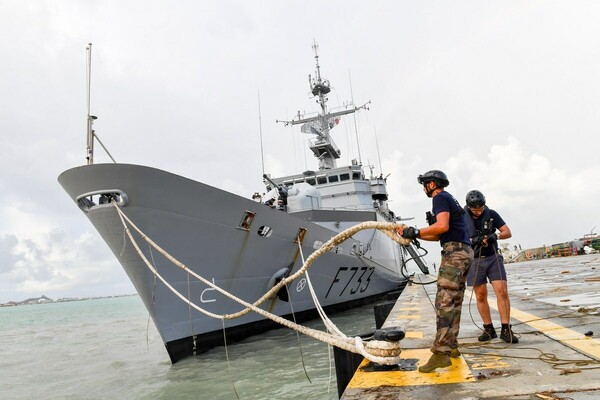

{"left": 58, "top": 43, "right": 427, "bottom": 363}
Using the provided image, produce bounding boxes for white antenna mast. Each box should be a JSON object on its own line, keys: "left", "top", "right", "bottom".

{"left": 84, "top": 43, "right": 116, "bottom": 165}
{"left": 276, "top": 41, "right": 369, "bottom": 170}
{"left": 349, "top": 70, "right": 363, "bottom": 165}
{"left": 374, "top": 126, "right": 383, "bottom": 175}
{"left": 86, "top": 43, "right": 95, "bottom": 165}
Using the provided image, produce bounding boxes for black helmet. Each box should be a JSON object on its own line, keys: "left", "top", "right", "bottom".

{"left": 417, "top": 170, "right": 449, "bottom": 188}
{"left": 466, "top": 190, "right": 486, "bottom": 208}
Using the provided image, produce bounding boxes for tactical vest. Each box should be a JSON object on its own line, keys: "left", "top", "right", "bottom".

{"left": 463, "top": 205, "right": 495, "bottom": 239}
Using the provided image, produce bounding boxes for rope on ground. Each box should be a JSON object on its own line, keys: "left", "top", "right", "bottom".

{"left": 111, "top": 202, "right": 409, "bottom": 364}
{"left": 457, "top": 342, "right": 600, "bottom": 371}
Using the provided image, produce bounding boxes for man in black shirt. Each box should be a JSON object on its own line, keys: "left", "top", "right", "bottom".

{"left": 464, "top": 190, "right": 518, "bottom": 343}
{"left": 397, "top": 170, "right": 473, "bottom": 372}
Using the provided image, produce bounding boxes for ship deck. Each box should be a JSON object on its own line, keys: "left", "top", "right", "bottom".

{"left": 341, "top": 253, "right": 600, "bottom": 399}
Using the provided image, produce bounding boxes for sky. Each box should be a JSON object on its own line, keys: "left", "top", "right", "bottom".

{"left": 1, "top": 1, "right": 599, "bottom": 303}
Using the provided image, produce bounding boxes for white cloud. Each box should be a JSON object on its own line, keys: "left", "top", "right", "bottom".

{"left": 0, "top": 229, "right": 129, "bottom": 302}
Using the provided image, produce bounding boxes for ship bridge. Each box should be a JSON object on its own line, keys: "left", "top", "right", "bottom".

{"left": 270, "top": 162, "right": 389, "bottom": 212}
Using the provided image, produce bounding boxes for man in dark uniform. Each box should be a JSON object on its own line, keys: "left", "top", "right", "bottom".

{"left": 397, "top": 170, "right": 473, "bottom": 373}
{"left": 464, "top": 190, "right": 518, "bottom": 343}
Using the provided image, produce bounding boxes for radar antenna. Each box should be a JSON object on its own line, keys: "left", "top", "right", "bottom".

{"left": 276, "top": 41, "right": 369, "bottom": 170}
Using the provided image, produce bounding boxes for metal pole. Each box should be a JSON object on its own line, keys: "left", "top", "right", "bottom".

{"left": 86, "top": 43, "right": 94, "bottom": 165}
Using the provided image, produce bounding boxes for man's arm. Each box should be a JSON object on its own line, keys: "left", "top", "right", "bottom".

{"left": 419, "top": 211, "right": 449, "bottom": 241}
{"left": 497, "top": 224, "right": 512, "bottom": 240}
{"left": 396, "top": 211, "right": 449, "bottom": 242}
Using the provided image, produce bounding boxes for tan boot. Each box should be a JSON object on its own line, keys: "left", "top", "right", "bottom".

{"left": 418, "top": 352, "right": 452, "bottom": 373}
{"left": 450, "top": 348, "right": 461, "bottom": 358}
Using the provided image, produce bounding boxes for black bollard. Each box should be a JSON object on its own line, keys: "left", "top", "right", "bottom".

{"left": 374, "top": 300, "right": 395, "bottom": 329}
{"left": 333, "top": 332, "right": 370, "bottom": 399}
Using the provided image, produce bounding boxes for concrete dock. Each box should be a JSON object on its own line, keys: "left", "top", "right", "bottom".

{"left": 341, "top": 254, "right": 600, "bottom": 399}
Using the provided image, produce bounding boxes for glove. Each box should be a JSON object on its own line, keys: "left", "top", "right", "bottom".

{"left": 487, "top": 233, "right": 498, "bottom": 243}
{"left": 472, "top": 236, "right": 484, "bottom": 246}
{"left": 402, "top": 226, "right": 420, "bottom": 239}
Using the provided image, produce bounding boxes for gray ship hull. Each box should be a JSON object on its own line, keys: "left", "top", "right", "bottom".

{"left": 58, "top": 163, "right": 405, "bottom": 362}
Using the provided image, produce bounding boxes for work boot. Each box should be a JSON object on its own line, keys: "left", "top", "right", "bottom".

{"left": 418, "top": 352, "right": 452, "bottom": 373}
{"left": 500, "top": 325, "right": 519, "bottom": 343}
{"left": 450, "top": 348, "right": 461, "bottom": 358}
{"left": 478, "top": 325, "right": 497, "bottom": 342}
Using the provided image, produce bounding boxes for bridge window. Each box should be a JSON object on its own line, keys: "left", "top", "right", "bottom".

{"left": 317, "top": 176, "right": 327, "bottom": 185}
{"left": 340, "top": 173, "right": 350, "bottom": 181}
{"left": 328, "top": 175, "right": 339, "bottom": 183}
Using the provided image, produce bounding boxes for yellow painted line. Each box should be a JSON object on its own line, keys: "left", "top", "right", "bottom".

{"left": 396, "top": 307, "right": 421, "bottom": 311}
{"left": 509, "top": 307, "right": 600, "bottom": 360}
{"left": 464, "top": 353, "right": 511, "bottom": 370}
{"left": 346, "top": 348, "right": 474, "bottom": 389}
{"left": 467, "top": 289, "right": 600, "bottom": 360}
{"left": 395, "top": 315, "right": 421, "bottom": 320}
{"left": 404, "top": 331, "right": 424, "bottom": 339}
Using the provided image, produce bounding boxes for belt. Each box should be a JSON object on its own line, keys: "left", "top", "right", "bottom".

{"left": 443, "top": 241, "right": 472, "bottom": 249}
{"left": 475, "top": 250, "right": 501, "bottom": 259}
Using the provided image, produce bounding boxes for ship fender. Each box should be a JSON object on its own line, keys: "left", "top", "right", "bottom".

{"left": 267, "top": 267, "right": 291, "bottom": 302}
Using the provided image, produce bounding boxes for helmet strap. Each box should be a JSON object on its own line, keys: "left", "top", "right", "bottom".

{"left": 424, "top": 181, "right": 437, "bottom": 198}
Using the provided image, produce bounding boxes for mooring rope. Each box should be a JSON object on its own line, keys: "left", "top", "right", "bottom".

{"left": 298, "top": 244, "right": 346, "bottom": 337}
{"left": 112, "top": 202, "right": 409, "bottom": 364}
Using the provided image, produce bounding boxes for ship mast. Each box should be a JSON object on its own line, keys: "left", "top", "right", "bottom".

{"left": 278, "top": 41, "right": 369, "bottom": 170}
{"left": 86, "top": 43, "right": 95, "bottom": 165}
{"left": 84, "top": 43, "right": 116, "bottom": 165}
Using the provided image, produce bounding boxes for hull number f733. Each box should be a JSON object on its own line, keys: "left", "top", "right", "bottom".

{"left": 325, "top": 266, "right": 374, "bottom": 298}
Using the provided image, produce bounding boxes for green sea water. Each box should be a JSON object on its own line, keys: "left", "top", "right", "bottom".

{"left": 0, "top": 296, "right": 379, "bottom": 399}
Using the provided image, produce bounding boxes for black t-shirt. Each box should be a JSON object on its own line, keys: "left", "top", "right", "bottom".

{"left": 466, "top": 208, "right": 506, "bottom": 257}
{"left": 432, "top": 191, "right": 470, "bottom": 246}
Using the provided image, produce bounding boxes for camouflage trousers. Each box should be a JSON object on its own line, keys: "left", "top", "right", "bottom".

{"left": 431, "top": 241, "right": 474, "bottom": 354}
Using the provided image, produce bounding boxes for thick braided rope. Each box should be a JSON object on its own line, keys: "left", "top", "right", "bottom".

{"left": 113, "top": 202, "right": 410, "bottom": 320}
{"left": 112, "top": 202, "right": 405, "bottom": 364}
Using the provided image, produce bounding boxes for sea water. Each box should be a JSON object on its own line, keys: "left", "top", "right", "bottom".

{"left": 0, "top": 296, "right": 380, "bottom": 400}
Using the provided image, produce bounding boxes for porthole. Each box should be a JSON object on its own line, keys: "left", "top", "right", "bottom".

{"left": 352, "top": 243, "right": 363, "bottom": 256}
{"left": 258, "top": 226, "right": 273, "bottom": 237}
